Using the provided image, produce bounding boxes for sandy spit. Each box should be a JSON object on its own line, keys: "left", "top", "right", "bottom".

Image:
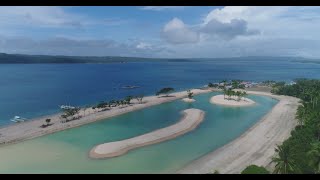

{"left": 89, "top": 108, "right": 205, "bottom": 159}
{"left": 0, "top": 89, "right": 211, "bottom": 146}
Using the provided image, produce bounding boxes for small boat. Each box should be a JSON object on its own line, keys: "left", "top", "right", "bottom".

{"left": 60, "top": 105, "right": 76, "bottom": 110}
{"left": 121, "top": 85, "right": 140, "bottom": 89}
{"left": 10, "top": 116, "right": 27, "bottom": 123}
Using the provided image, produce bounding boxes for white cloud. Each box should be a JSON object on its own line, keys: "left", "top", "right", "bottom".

{"left": 200, "top": 18, "right": 259, "bottom": 40}
{"left": 0, "top": 6, "right": 84, "bottom": 28}
{"left": 161, "top": 18, "right": 199, "bottom": 44}
{"left": 141, "top": 6, "right": 185, "bottom": 11}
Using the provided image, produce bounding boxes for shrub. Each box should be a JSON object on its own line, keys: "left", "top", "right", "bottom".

{"left": 241, "top": 165, "right": 270, "bottom": 174}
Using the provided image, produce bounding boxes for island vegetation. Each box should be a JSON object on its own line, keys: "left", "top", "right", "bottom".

{"left": 267, "top": 79, "right": 320, "bottom": 174}
{"left": 156, "top": 87, "right": 175, "bottom": 97}
{"left": 241, "top": 165, "right": 270, "bottom": 174}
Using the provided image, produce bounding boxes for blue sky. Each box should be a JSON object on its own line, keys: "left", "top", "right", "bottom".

{"left": 1, "top": 6, "right": 320, "bottom": 58}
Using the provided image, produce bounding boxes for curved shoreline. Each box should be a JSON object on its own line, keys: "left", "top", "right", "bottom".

{"left": 210, "top": 95, "right": 255, "bottom": 107}
{"left": 0, "top": 89, "right": 211, "bottom": 146}
{"left": 177, "top": 91, "right": 300, "bottom": 174}
{"left": 89, "top": 108, "right": 205, "bottom": 159}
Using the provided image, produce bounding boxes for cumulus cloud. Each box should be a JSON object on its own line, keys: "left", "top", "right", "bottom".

{"left": 200, "top": 18, "right": 259, "bottom": 40}
{"left": 161, "top": 18, "right": 199, "bottom": 44}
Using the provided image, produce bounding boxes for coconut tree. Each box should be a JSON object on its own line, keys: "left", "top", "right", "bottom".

{"left": 125, "top": 96, "right": 133, "bottom": 105}
{"left": 242, "top": 91, "right": 248, "bottom": 101}
{"left": 223, "top": 88, "right": 227, "bottom": 99}
{"left": 45, "top": 118, "right": 51, "bottom": 126}
{"left": 235, "top": 91, "right": 242, "bottom": 101}
{"left": 187, "top": 90, "right": 194, "bottom": 99}
{"left": 307, "top": 141, "right": 320, "bottom": 173}
{"left": 135, "top": 95, "right": 144, "bottom": 104}
{"left": 296, "top": 105, "right": 306, "bottom": 126}
{"left": 272, "top": 145, "right": 298, "bottom": 174}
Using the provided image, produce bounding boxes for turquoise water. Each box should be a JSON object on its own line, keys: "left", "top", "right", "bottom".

{"left": 0, "top": 92, "right": 278, "bottom": 173}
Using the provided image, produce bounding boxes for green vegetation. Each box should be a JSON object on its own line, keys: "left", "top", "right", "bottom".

{"left": 187, "top": 90, "right": 194, "bottom": 99}
{"left": 156, "top": 87, "right": 175, "bottom": 97}
{"left": 271, "top": 79, "right": 320, "bottom": 174}
{"left": 222, "top": 88, "right": 247, "bottom": 101}
{"left": 60, "top": 107, "right": 81, "bottom": 122}
{"left": 241, "top": 165, "right": 270, "bottom": 174}
{"left": 45, "top": 118, "right": 51, "bottom": 125}
{"left": 208, "top": 82, "right": 218, "bottom": 88}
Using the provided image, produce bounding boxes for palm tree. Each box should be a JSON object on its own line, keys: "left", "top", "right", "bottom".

{"left": 242, "top": 91, "right": 248, "bottom": 101}
{"left": 296, "top": 105, "right": 306, "bottom": 126}
{"left": 187, "top": 90, "right": 194, "bottom": 99}
{"left": 235, "top": 91, "right": 241, "bottom": 101}
{"left": 307, "top": 141, "right": 320, "bottom": 173}
{"left": 272, "top": 145, "right": 298, "bottom": 174}
{"left": 45, "top": 118, "right": 51, "bottom": 126}
{"left": 223, "top": 88, "right": 227, "bottom": 99}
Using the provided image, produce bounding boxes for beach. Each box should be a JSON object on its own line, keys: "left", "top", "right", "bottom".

{"left": 178, "top": 90, "right": 300, "bottom": 174}
{"left": 0, "top": 88, "right": 211, "bottom": 146}
{"left": 210, "top": 95, "right": 255, "bottom": 107}
{"left": 90, "top": 108, "right": 205, "bottom": 159}
{"left": 0, "top": 87, "right": 300, "bottom": 174}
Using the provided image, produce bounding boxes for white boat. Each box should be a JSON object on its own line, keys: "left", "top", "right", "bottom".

{"left": 10, "top": 116, "right": 27, "bottom": 123}
{"left": 60, "top": 105, "right": 76, "bottom": 110}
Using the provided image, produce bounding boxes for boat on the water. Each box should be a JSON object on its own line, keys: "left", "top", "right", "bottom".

{"left": 60, "top": 105, "right": 76, "bottom": 110}
{"left": 121, "top": 85, "right": 140, "bottom": 89}
{"left": 10, "top": 116, "right": 27, "bottom": 123}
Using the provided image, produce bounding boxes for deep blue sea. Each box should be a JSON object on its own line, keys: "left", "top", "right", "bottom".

{"left": 1, "top": 58, "right": 320, "bottom": 126}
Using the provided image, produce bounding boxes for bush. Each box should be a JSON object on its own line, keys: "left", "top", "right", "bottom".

{"left": 241, "top": 165, "right": 270, "bottom": 174}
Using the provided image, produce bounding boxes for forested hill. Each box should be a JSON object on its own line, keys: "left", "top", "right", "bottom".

{"left": 0, "top": 53, "right": 197, "bottom": 64}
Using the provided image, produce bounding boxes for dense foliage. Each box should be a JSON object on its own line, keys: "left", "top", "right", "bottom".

{"left": 271, "top": 79, "right": 320, "bottom": 174}
{"left": 241, "top": 165, "right": 270, "bottom": 174}
{"left": 156, "top": 87, "right": 175, "bottom": 96}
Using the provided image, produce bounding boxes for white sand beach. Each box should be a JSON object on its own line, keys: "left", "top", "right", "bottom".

{"left": 178, "top": 91, "right": 300, "bottom": 174}
{"left": 182, "top": 98, "right": 196, "bottom": 103}
{"left": 89, "top": 108, "right": 205, "bottom": 159}
{"left": 0, "top": 87, "right": 300, "bottom": 174}
{"left": 0, "top": 89, "right": 210, "bottom": 146}
{"left": 210, "top": 95, "right": 255, "bottom": 107}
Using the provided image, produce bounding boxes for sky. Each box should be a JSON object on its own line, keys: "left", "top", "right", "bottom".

{"left": 1, "top": 6, "right": 320, "bottom": 58}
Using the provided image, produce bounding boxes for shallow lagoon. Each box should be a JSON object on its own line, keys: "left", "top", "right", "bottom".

{"left": 0, "top": 92, "right": 277, "bottom": 173}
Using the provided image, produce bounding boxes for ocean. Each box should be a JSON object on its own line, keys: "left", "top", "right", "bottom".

{"left": 0, "top": 57, "right": 319, "bottom": 126}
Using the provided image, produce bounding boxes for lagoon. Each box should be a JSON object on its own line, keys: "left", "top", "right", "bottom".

{"left": 0, "top": 92, "right": 277, "bottom": 173}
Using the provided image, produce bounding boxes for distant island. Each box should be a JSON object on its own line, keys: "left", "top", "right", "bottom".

{"left": 0, "top": 53, "right": 196, "bottom": 64}
{"left": 0, "top": 53, "right": 313, "bottom": 64}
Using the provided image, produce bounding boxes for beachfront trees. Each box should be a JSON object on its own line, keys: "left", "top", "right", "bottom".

{"left": 208, "top": 82, "right": 214, "bottom": 87}
{"left": 242, "top": 91, "right": 247, "bottom": 100}
{"left": 235, "top": 91, "right": 242, "bottom": 101}
{"left": 187, "top": 90, "right": 194, "bottom": 99}
{"left": 307, "top": 141, "right": 320, "bottom": 173}
{"left": 61, "top": 107, "right": 81, "bottom": 122}
{"left": 135, "top": 95, "right": 144, "bottom": 104}
{"left": 125, "top": 96, "right": 133, "bottom": 105}
{"left": 45, "top": 118, "right": 51, "bottom": 125}
{"left": 272, "top": 145, "right": 297, "bottom": 174}
{"left": 156, "top": 87, "right": 175, "bottom": 97}
{"left": 223, "top": 88, "right": 227, "bottom": 99}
